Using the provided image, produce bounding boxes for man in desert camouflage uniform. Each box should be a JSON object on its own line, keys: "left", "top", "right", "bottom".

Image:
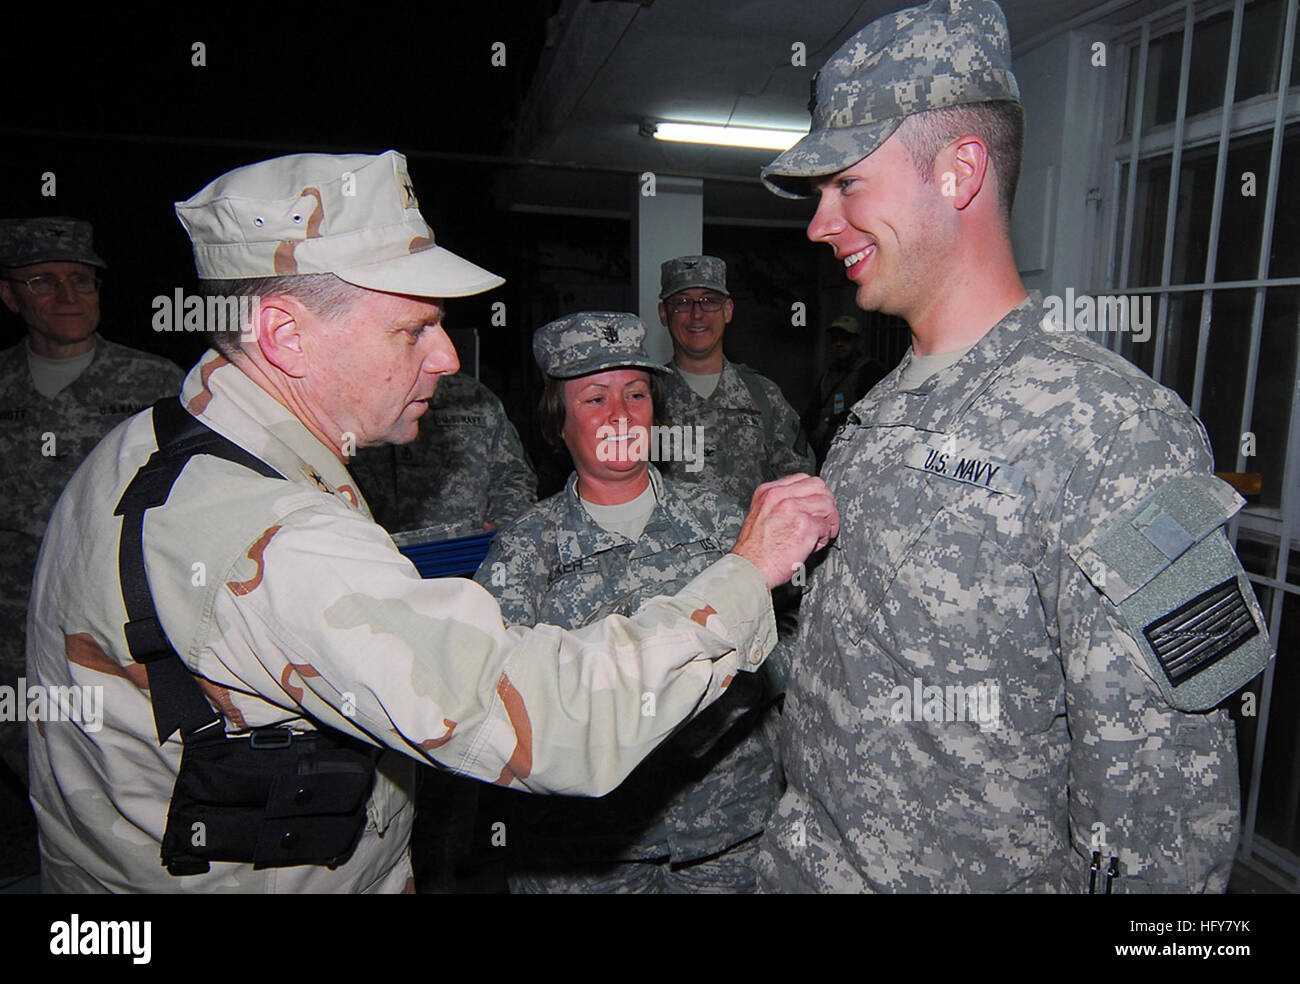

{"left": 476, "top": 312, "right": 783, "bottom": 893}
{"left": 658, "top": 255, "right": 814, "bottom": 504}
{"left": 757, "top": 0, "right": 1274, "bottom": 892}
{"left": 348, "top": 370, "right": 535, "bottom": 536}
{"left": 26, "top": 150, "right": 836, "bottom": 892}
{"left": 0, "top": 217, "right": 184, "bottom": 785}
{"left": 347, "top": 367, "right": 536, "bottom": 890}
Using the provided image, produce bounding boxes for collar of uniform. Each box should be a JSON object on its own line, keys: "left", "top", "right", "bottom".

{"left": 179, "top": 349, "right": 367, "bottom": 511}
{"left": 635, "top": 471, "right": 721, "bottom": 555}
{"left": 557, "top": 465, "right": 708, "bottom": 566}
{"left": 4, "top": 335, "right": 125, "bottom": 404}
{"left": 858, "top": 292, "right": 1042, "bottom": 433}
{"left": 670, "top": 357, "right": 750, "bottom": 407}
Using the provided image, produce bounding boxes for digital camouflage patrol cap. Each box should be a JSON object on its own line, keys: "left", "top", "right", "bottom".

{"left": 175, "top": 150, "right": 503, "bottom": 297}
{"left": 659, "top": 255, "right": 729, "bottom": 299}
{"left": 0, "top": 216, "right": 107, "bottom": 269}
{"left": 534, "top": 312, "right": 672, "bottom": 380}
{"left": 762, "top": 0, "right": 1020, "bottom": 198}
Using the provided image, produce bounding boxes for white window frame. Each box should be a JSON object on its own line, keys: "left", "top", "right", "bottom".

{"left": 1100, "top": 0, "right": 1300, "bottom": 889}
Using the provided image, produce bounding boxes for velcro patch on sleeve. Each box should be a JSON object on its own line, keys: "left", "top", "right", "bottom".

{"left": 1070, "top": 474, "right": 1273, "bottom": 711}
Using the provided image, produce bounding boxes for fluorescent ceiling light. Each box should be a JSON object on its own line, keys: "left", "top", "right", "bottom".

{"left": 649, "top": 121, "right": 807, "bottom": 151}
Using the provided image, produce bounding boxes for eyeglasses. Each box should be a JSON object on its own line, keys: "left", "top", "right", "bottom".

{"left": 5, "top": 272, "right": 101, "bottom": 296}
{"left": 664, "top": 294, "right": 726, "bottom": 314}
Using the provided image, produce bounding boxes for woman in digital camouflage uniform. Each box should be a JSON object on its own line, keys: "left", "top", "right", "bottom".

{"left": 474, "top": 311, "right": 786, "bottom": 893}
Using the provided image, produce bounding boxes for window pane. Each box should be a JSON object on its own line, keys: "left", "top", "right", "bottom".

{"left": 1251, "top": 287, "right": 1298, "bottom": 507}
{"left": 1118, "top": 297, "right": 1157, "bottom": 376}
{"left": 1122, "top": 31, "right": 1186, "bottom": 136}
{"left": 1267, "top": 124, "right": 1300, "bottom": 277}
{"left": 1216, "top": 134, "right": 1273, "bottom": 282}
{"left": 1121, "top": 129, "right": 1287, "bottom": 290}
{"left": 1158, "top": 291, "right": 1202, "bottom": 403}
{"left": 1168, "top": 142, "right": 1218, "bottom": 285}
{"left": 1226, "top": 580, "right": 1269, "bottom": 810}
{"left": 1199, "top": 288, "right": 1255, "bottom": 469}
{"left": 1224, "top": 567, "right": 1273, "bottom": 816}
{"left": 1256, "top": 587, "right": 1299, "bottom": 854}
{"left": 1237, "top": 0, "right": 1288, "bottom": 102}
{"left": 1188, "top": 9, "right": 1234, "bottom": 117}
{"left": 1145, "top": 31, "right": 1186, "bottom": 129}
{"left": 1128, "top": 158, "right": 1171, "bottom": 286}
{"left": 1292, "top": 0, "right": 1300, "bottom": 87}
{"left": 1235, "top": 532, "right": 1279, "bottom": 578}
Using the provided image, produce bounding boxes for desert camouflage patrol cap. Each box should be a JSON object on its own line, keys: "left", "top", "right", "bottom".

{"left": 829, "top": 315, "right": 862, "bottom": 335}
{"left": 0, "top": 216, "right": 107, "bottom": 269}
{"left": 534, "top": 312, "right": 672, "bottom": 379}
{"left": 175, "top": 150, "right": 503, "bottom": 297}
{"left": 659, "top": 255, "right": 729, "bottom": 299}
{"left": 762, "top": 0, "right": 1020, "bottom": 198}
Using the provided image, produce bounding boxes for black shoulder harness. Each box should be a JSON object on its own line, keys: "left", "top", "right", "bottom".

{"left": 114, "top": 396, "right": 285, "bottom": 744}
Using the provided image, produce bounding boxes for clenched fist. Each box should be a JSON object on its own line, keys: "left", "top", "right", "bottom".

{"left": 731, "top": 474, "right": 839, "bottom": 589}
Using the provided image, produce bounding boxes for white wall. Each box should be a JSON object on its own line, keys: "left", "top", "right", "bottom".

{"left": 1012, "top": 29, "right": 1112, "bottom": 299}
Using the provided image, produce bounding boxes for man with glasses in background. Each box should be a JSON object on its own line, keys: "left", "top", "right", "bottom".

{"left": 657, "top": 255, "right": 814, "bottom": 505}
{"left": 0, "top": 217, "right": 184, "bottom": 787}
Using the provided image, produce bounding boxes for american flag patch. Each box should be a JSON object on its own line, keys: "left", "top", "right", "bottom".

{"left": 1143, "top": 577, "right": 1258, "bottom": 685}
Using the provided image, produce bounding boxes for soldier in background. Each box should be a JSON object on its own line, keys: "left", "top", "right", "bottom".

{"left": 476, "top": 312, "right": 784, "bottom": 892}
{"left": 0, "top": 217, "right": 184, "bottom": 786}
{"left": 657, "top": 255, "right": 814, "bottom": 505}
{"left": 348, "top": 370, "right": 536, "bottom": 536}
{"left": 757, "top": 0, "right": 1273, "bottom": 892}
{"left": 804, "top": 315, "right": 888, "bottom": 467}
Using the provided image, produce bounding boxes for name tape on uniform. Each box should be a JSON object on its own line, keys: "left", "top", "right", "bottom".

{"left": 904, "top": 441, "right": 1025, "bottom": 496}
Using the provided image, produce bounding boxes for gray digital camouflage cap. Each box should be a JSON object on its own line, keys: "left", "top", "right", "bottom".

{"left": 175, "top": 150, "right": 503, "bottom": 297}
{"left": 761, "top": 0, "right": 1020, "bottom": 198}
{"left": 659, "top": 255, "right": 729, "bottom": 299}
{"left": 0, "top": 217, "right": 107, "bottom": 269}
{"left": 534, "top": 312, "right": 672, "bottom": 379}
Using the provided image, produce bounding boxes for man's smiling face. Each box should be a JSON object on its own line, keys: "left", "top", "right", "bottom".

{"left": 659, "top": 287, "right": 732, "bottom": 364}
{"left": 807, "top": 132, "right": 947, "bottom": 322}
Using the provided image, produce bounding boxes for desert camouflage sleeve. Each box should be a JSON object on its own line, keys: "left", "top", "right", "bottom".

{"left": 199, "top": 503, "right": 776, "bottom": 797}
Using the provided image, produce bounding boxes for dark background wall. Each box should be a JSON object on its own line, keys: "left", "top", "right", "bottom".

{"left": 0, "top": 6, "right": 856, "bottom": 497}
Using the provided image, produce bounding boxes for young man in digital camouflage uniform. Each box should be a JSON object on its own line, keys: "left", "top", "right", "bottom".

{"left": 756, "top": 0, "right": 1273, "bottom": 893}
{"left": 0, "top": 217, "right": 184, "bottom": 786}
{"left": 657, "top": 255, "right": 815, "bottom": 504}
{"left": 25, "top": 150, "right": 837, "bottom": 893}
